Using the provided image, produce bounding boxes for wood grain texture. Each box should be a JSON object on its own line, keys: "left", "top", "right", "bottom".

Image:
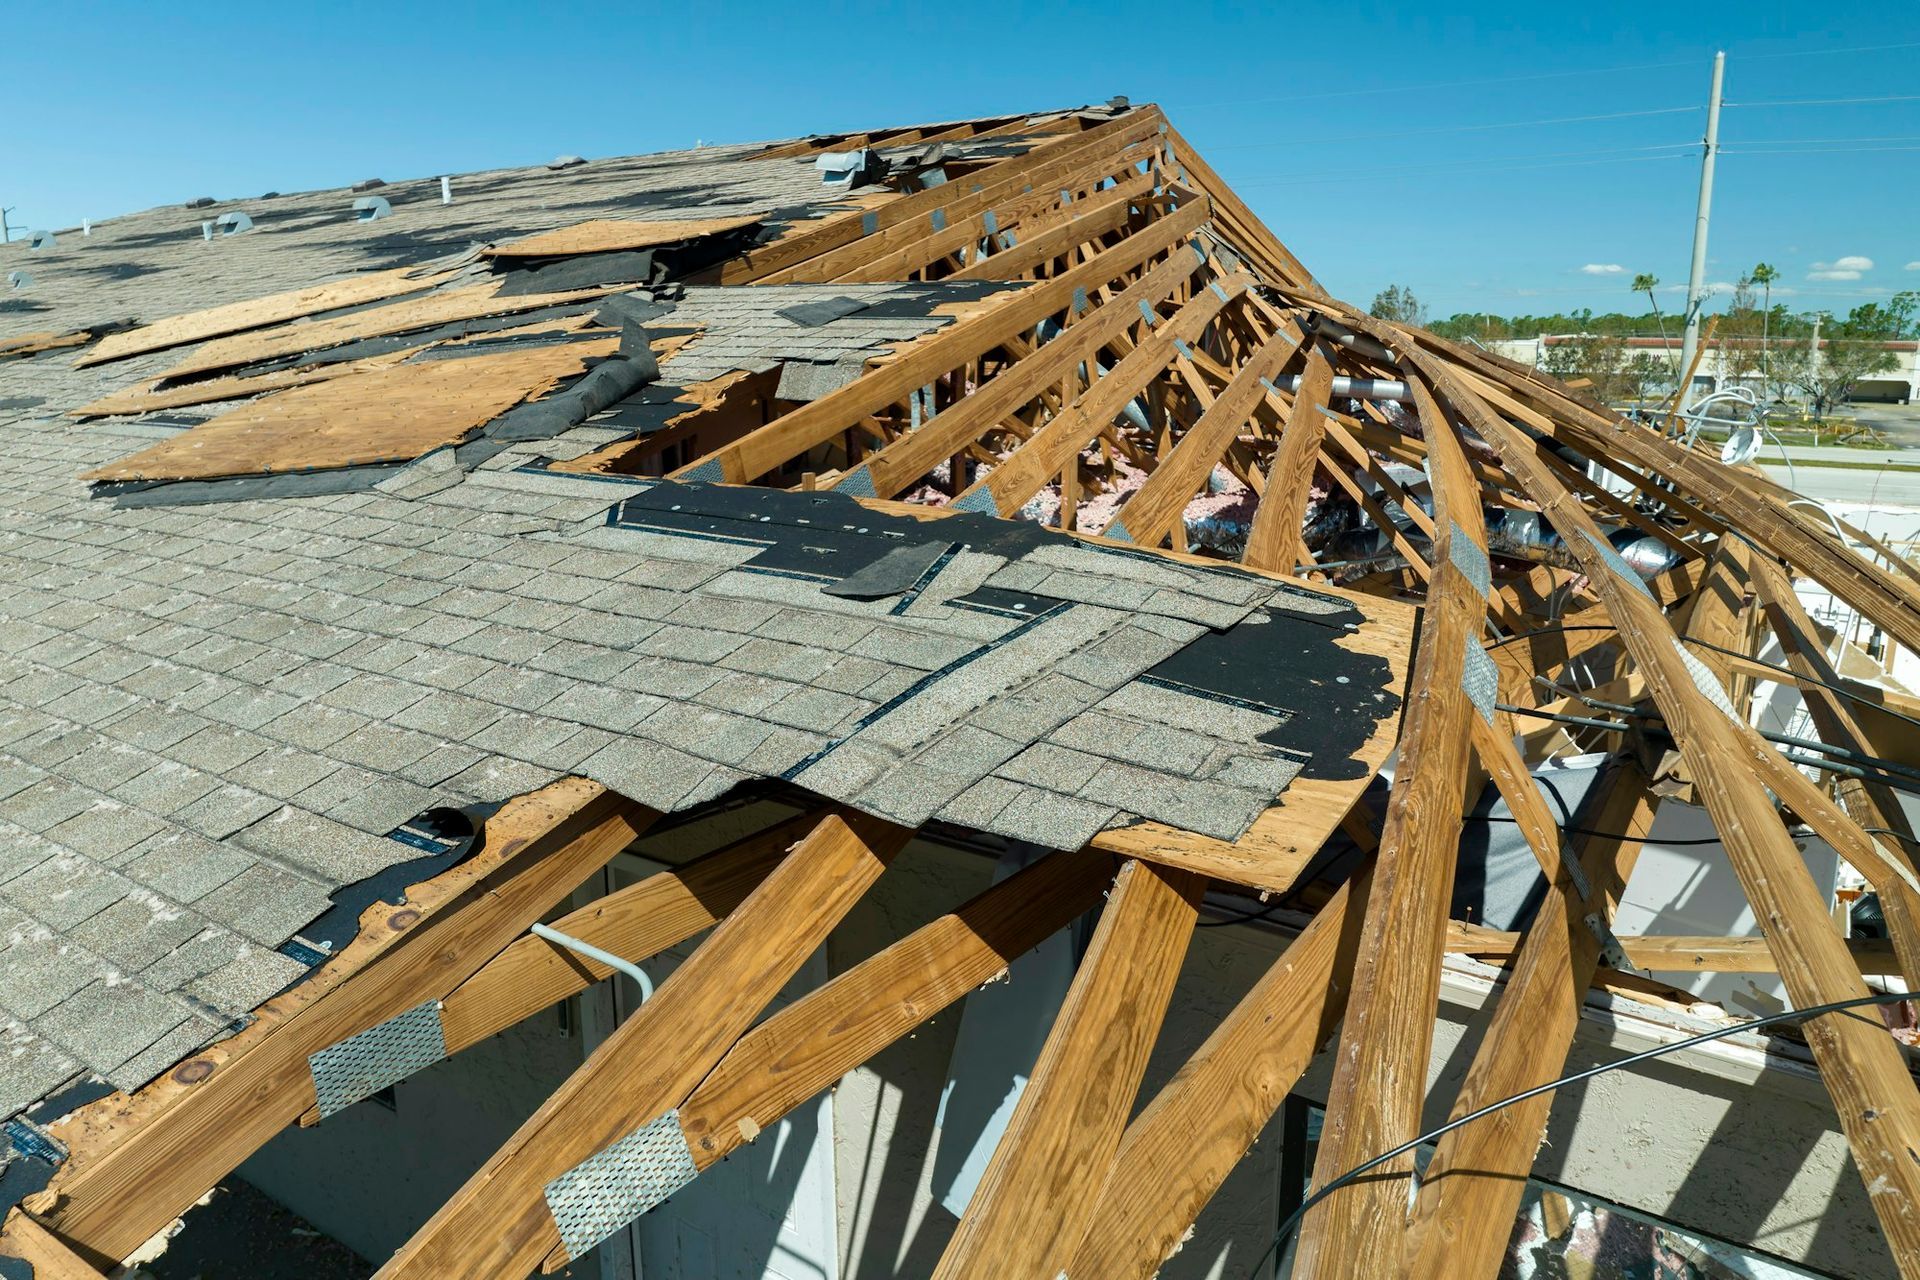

{"left": 678, "top": 845, "right": 1115, "bottom": 1171}
{"left": 1244, "top": 346, "right": 1333, "bottom": 571}
{"left": 433, "top": 810, "right": 819, "bottom": 1055}
{"left": 376, "top": 810, "right": 910, "bottom": 1278}
{"left": 932, "top": 858, "right": 1204, "bottom": 1280}
{"left": 1065, "top": 867, "right": 1372, "bottom": 1279}
{"left": 483, "top": 215, "right": 763, "bottom": 258}
{"left": 1401, "top": 763, "right": 1658, "bottom": 1279}
{"left": 1291, "top": 370, "right": 1490, "bottom": 1279}
{"left": 84, "top": 338, "right": 616, "bottom": 483}
{"left": 76, "top": 266, "right": 435, "bottom": 366}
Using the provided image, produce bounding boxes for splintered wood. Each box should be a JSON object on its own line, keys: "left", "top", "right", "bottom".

{"left": 83, "top": 339, "right": 617, "bottom": 482}
{"left": 28, "top": 100, "right": 1920, "bottom": 1280}
{"left": 482, "top": 215, "right": 763, "bottom": 257}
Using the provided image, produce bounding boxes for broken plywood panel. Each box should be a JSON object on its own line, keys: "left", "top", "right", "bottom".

{"left": 84, "top": 337, "right": 618, "bottom": 482}
{"left": 157, "top": 281, "right": 621, "bottom": 380}
{"left": 77, "top": 266, "right": 439, "bottom": 367}
{"left": 483, "top": 215, "right": 762, "bottom": 258}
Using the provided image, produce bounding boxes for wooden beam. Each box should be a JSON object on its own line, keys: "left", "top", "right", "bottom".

{"left": 1065, "top": 866, "right": 1372, "bottom": 1279}
{"left": 1244, "top": 347, "right": 1334, "bottom": 571}
{"left": 931, "top": 859, "right": 1204, "bottom": 1279}
{"left": 1423, "top": 351, "right": 1920, "bottom": 1276}
{"left": 0, "top": 1211, "right": 106, "bottom": 1279}
{"left": 957, "top": 271, "right": 1252, "bottom": 517}
{"left": 1446, "top": 919, "right": 1901, "bottom": 974}
{"left": 676, "top": 845, "right": 1114, "bottom": 1172}
{"left": 1290, "top": 373, "right": 1490, "bottom": 1278}
{"left": 682, "top": 198, "right": 1211, "bottom": 485}
{"left": 33, "top": 779, "right": 655, "bottom": 1267}
{"left": 376, "top": 811, "right": 910, "bottom": 1278}
{"left": 1102, "top": 320, "right": 1301, "bottom": 546}
{"left": 420, "top": 809, "right": 814, "bottom": 1058}
{"left": 1402, "top": 763, "right": 1659, "bottom": 1277}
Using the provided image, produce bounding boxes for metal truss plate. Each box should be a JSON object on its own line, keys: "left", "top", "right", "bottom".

{"left": 545, "top": 1109, "right": 699, "bottom": 1259}
{"left": 1460, "top": 641, "right": 1498, "bottom": 724}
{"left": 1447, "top": 523, "right": 1490, "bottom": 599}
{"left": 308, "top": 999, "right": 446, "bottom": 1119}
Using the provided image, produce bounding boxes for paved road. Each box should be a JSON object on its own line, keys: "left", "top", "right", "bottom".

{"left": 1759, "top": 462, "right": 1920, "bottom": 509}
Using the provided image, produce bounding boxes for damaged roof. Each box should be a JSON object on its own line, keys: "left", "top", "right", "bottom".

{"left": 9, "top": 97, "right": 1920, "bottom": 1280}
{"left": 0, "top": 103, "right": 1405, "bottom": 1121}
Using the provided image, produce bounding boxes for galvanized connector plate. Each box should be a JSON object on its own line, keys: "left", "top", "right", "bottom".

{"left": 307, "top": 999, "right": 446, "bottom": 1119}
{"left": 545, "top": 1109, "right": 699, "bottom": 1259}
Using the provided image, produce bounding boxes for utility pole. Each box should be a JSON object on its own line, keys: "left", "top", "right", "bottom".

{"left": 0, "top": 207, "right": 13, "bottom": 244}
{"left": 1677, "top": 50, "right": 1725, "bottom": 402}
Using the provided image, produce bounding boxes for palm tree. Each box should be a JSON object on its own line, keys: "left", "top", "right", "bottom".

{"left": 1750, "top": 262, "right": 1779, "bottom": 396}
{"left": 1632, "top": 273, "right": 1676, "bottom": 386}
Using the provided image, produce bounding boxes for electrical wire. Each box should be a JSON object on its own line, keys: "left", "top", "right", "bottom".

{"left": 1464, "top": 814, "right": 1731, "bottom": 847}
{"left": 1237, "top": 151, "right": 1691, "bottom": 192}
{"left": 1727, "top": 93, "right": 1920, "bottom": 108}
{"left": 1722, "top": 145, "right": 1920, "bottom": 158}
{"left": 1675, "top": 635, "right": 1920, "bottom": 732}
{"left": 1208, "top": 114, "right": 1701, "bottom": 151}
{"left": 1249, "top": 989, "right": 1918, "bottom": 1278}
{"left": 1169, "top": 59, "right": 1702, "bottom": 111}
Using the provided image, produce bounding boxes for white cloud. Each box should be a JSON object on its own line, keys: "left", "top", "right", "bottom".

{"left": 1907, "top": 261, "right": 1920, "bottom": 271}
{"left": 1810, "top": 255, "right": 1874, "bottom": 281}
{"left": 1579, "top": 263, "right": 1625, "bottom": 275}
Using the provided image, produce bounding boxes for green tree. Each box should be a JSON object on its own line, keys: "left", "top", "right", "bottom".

{"left": 1770, "top": 301, "right": 1903, "bottom": 420}
{"left": 1631, "top": 273, "right": 1675, "bottom": 375}
{"left": 1369, "top": 284, "right": 1427, "bottom": 327}
{"left": 1749, "top": 262, "right": 1779, "bottom": 386}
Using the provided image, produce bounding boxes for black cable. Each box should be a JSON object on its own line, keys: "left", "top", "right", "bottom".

{"left": 1483, "top": 624, "right": 1617, "bottom": 651}
{"left": 1677, "top": 634, "right": 1920, "bottom": 733}
{"left": 1494, "top": 704, "right": 1920, "bottom": 794}
{"left": 1477, "top": 627, "right": 1920, "bottom": 738}
{"left": 1249, "top": 989, "right": 1917, "bottom": 1277}
{"left": 1463, "top": 814, "right": 1730, "bottom": 847}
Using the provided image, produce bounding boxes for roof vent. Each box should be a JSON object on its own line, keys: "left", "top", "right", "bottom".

{"left": 261, "top": 191, "right": 282, "bottom": 199}
{"left": 1107, "top": 95, "right": 1130, "bottom": 109}
{"left": 7, "top": 271, "right": 31, "bottom": 290}
{"left": 352, "top": 196, "right": 392, "bottom": 222}
{"left": 184, "top": 196, "right": 215, "bottom": 209}
{"left": 352, "top": 178, "right": 387, "bottom": 192}
{"left": 27, "top": 230, "right": 54, "bottom": 250}
{"left": 816, "top": 148, "right": 886, "bottom": 191}
{"left": 215, "top": 211, "right": 253, "bottom": 235}
{"left": 548, "top": 154, "right": 587, "bottom": 170}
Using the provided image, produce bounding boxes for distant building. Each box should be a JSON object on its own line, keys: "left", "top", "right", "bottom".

{"left": 1490, "top": 334, "right": 1919, "bottom": 404}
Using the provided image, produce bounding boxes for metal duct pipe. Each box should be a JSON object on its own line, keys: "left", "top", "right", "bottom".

{"left": 1268, "top": 373, "right": 1412, "bottom": 403}
{"left": 1307, "top": 316, "right": 1399, "bottom": 365}
{"left": 1037, "top": 316, "right": 1151, "bottom": 432}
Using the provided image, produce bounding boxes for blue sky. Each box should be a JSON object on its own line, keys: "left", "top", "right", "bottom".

{"left": 5, "top": 1, "right": 1916, "bottom": 317}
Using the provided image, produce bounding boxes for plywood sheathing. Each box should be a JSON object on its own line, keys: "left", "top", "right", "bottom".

{"left": 481, "top": 215, "right": 764, "bottom": 258}
{"left": 156, "top": 281, "right": 619, "bottom": 381}
{"left": 76, "top": 265, "right": 441, "bottom": 367}
{"left": 82, "top": 337, "right": 619, "bottom": 482}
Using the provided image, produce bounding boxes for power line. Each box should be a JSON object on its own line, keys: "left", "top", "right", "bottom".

{"left": 1728, "top": 133, "right": 1920, "bottom": 145}
{"left": 1234, "top": 150, "right": 1692, "bottom": 191}
{"left": 1721, "top": 144, "right": 1920, "bottom": 157}
{"left": 1732, "top": 38, "right": 1920, "bottom": 61}
{"left": 1170, "top": 57, "right": 1701, "bottom": 111}
{"left": 1727, "top": 93, "right": 1920, "bottom": 108}
{"left": 1248, "top": 989, "right": 1918, "bottom": 1279}
{"left": 1207, "top": 106, "right": 1700, "bottom": 153}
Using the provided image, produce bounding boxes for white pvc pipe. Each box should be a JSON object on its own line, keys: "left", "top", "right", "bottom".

{"left": 441, "top": 175, "right": 453, "bottom": 205}
{"left": 530, "top": 921, "right": 654, "bottom": 1002}
{"left": 1268, "top": 373, "right": 1411, "bottom": 402}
